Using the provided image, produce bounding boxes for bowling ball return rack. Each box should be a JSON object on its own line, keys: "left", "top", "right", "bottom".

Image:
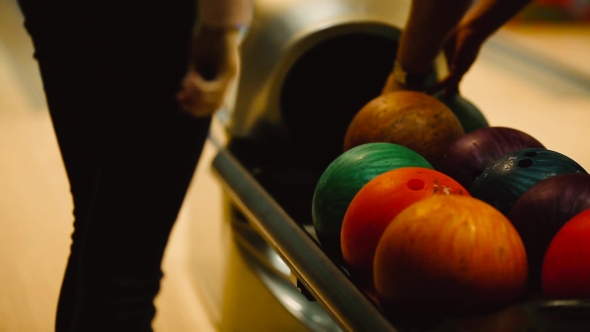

{"left": 190, "top": 1, "right": 590, "bottom": 329}
{"left": 211, "top": 137, "right": 590, "bottom": 332}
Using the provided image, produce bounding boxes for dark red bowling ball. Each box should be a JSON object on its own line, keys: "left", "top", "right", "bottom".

{"left": 508, "top": 173, "right": 590, "bottom": 292}
{"left": 433, "top": 127, "right": 545, "bottom": 190}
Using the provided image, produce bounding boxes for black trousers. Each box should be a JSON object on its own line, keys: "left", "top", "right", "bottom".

{"left": 18, "top": 2, "right": 210, "bottom": 331}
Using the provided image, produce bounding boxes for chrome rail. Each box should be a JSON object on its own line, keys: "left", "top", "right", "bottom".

{"left": 211, "top": 148, "right": 397, "bottom": 332}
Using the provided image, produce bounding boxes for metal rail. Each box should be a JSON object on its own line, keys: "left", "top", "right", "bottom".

{"left": 211, "top": 148, "right": 397, "bottom": 332}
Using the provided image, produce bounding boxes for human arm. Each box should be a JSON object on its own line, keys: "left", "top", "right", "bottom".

{"left": 177, "top": 0, "right": 253, "bottom": 117}
{"left": 433, "top": 0, "right": 535, "bottom": 96}
{"left": 382, "top": 0, "right": 474, "bottom": 93}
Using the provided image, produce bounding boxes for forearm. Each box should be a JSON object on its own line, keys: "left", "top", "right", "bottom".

{"left": 397, "top": 0, "right": 474, "bottom": 75}
{"left": 200, "top": 0, "right": 254, "bottom": 28}
{"left": 459, "top": 0, "right": 535, "bottom": 40}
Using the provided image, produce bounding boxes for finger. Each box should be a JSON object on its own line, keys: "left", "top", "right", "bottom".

{"left": 443, "top": 43, "right": 456, "bottom": 69}
{"left": 177, "top": 89, "right": 221, "bottom": 116}
{"left": 178, "top": 73, "right": 223, "bottom": 106}
{"left": 183, "top": 71, "right": 225, "bottom": 92}
{"left": 178, "top": 96, "right": 218, "bottom": 117}
{"left": 176, "top": 62, "right": 238, "bottom": 117}
{"left": 192, "top": 55, "right": 238, "bottom": 84}
{"left": 426, "top": 74, "right": 460, "bottom": 97}
{"left": 176, "top": 82, "right": 224, "bottom": 117}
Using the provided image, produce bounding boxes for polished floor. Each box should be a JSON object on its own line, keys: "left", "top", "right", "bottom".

{"left": 1, "top": 0, "right": 590, "bottom": 330}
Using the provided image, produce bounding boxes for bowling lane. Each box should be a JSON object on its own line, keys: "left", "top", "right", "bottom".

{"left": 460, "top": 25, "right": 590, "bottom": 170}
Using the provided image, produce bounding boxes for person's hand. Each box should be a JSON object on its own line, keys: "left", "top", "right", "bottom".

{"left": 381, "top": 71, "right": 429, "bottom": 94}
{"left": 177, "top": 25, "right": 241, "bottom": 117}
{"left": 429, "top": 24, "right": 486, "bottom": 97}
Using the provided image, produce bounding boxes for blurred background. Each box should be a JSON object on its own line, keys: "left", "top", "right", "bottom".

{"left": 1, "top": 0, "right": 589, "bottom": 331}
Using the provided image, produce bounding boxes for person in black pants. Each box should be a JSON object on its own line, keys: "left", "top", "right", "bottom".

{"left": 16, "top": 0, "right": 251, "bottom": 331}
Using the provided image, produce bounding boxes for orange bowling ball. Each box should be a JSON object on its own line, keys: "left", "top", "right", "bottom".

{"left": 343, "top": 91, "right": 465, "bottom": 163}
{"left": 341, "top": 167, "right": 469, "bottom": 291}
{"left": 374, "top": 195, "right": 528, "bottom": 324}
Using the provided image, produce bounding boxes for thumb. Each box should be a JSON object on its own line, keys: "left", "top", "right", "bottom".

{"left": 184, "top": 70, "right": 226, "bottom": 95}
{"left": 427, "top": 74, "right": 460, "bottom": 98}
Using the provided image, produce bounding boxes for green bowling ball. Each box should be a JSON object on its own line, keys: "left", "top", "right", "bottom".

{"left": 436, "top": 92, "right": 489, "bottom": 133}
{"left": 312, "top": 142, "right": 432, "bottom": 260}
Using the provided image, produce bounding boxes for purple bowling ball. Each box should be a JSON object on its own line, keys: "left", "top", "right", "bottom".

{"left": 509, "top": 173, "right": 590, "bottom": 292}
{"left": 434, "top": 127, "right": 545, "bottom": 190}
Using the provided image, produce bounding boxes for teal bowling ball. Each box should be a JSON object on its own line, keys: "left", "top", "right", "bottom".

{"left": 312, "top": 142, "right": 432, "bottom": 259}
{"left": 471, "top": 148, "right": 587, "bottom": 216}
{"left": 436, "top": 93, "right": 489, "bottom": 133}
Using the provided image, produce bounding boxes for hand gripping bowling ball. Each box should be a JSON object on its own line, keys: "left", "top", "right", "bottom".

{"left": 312, "top": 143, "right": 432, "bottom": 260}
{"left": 374, "top": 195, "right": 528, "bottom": 325}
{"left": 508, "top": 173, "right": 590, "bottom": 292}
{"left": 435, "top": 92, "right": 489, "bottom": 133}
{"left": 542, "top": 208, "right": 590, "bottom": 298}
{"left": 343, "top": 91, "right": 465, "bottom": 163}
{"left": 341, "top": 167, "right": 469, "bottom": 292}
{"left": 471, "top": 148, "right": 587, "bottom": 216}
{"left": 434, "top": 127, "right": 545, "bottom": 190}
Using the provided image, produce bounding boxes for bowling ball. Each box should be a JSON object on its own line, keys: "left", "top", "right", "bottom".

{"left": 471, "top": 148, "right": 587, "bottom": 216}
{"left": 435, "top": 92, "right": 489, "bottom": 133}
{"left": 542, "top": 208, "right": 590, "bottom": 298}
{"left": 343, "top": 91, "right": 465, "bottom": 163}
{"left": 434, "top": 127, "right": 545, "bottom": 190}
{"left": 341, "top": 167, "right": 469, "bottom": 292}
{"left": 508, "top": 173, "right": 590, "bottom": 292}
{"left": 374, "top": 195, "right": 528, "bottom": 324}
{"left": 312, "top": 143, "right": 432, "bottom": 259}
